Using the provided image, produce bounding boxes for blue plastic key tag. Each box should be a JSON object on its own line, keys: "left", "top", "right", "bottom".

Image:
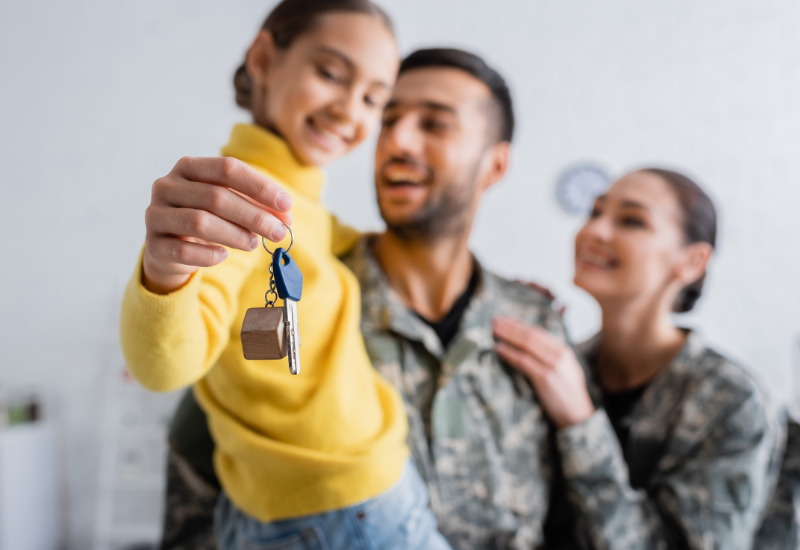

{"left": 272, "top": 248, "right": 303, "bottom": 301}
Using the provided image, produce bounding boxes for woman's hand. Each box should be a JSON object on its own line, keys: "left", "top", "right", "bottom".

{"left": 493, "top": 317, "right": 594, "bottom": 429}
{"left": 143, "top": 156, "right": 294, "bottom": 294}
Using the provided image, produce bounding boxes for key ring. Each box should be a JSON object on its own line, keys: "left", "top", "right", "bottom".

{"left": 261, "top": 222, "right": 294, "bottom": 255}
{"left": 262, "top": 223, "right": 293, "bottom": 307}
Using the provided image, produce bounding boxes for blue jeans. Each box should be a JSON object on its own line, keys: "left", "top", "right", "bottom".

{"left": 214, "top": 460, "right": 451, "bottom": 550}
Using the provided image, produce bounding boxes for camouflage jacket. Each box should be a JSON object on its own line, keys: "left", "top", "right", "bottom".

{"left": 753, "top": 415, "right": 800, "bottom": 550}
{"left": 341, "top": 236, "right": 571, "bottom": 550}
{"left": 562, "top": 333, "right": 784, "bottom": 550}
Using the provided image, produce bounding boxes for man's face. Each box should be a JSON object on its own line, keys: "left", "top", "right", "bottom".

{"left": 374, "top": 67, "right": 497, "bottom": 239}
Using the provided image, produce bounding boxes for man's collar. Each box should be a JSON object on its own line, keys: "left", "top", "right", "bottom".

{"left": 352, "top": 234, "right": 497, "bottom": 361}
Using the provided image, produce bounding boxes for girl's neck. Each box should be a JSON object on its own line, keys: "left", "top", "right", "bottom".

{"left": 596, "top": 296, "right": 687, "bottom": 392}
{"left": 372, "top": 230, "right": 474, "bottom": 322}
{"left": 252, "top": 117, "right": 314, "bottom": 168}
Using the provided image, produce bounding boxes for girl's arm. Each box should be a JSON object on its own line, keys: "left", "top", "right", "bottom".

{"left": 120, "top": 245, "right": 260, "bottom": 392}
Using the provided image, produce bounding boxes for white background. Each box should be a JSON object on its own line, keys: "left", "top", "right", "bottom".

{"left": 1, "top": 1, "right": 799, "bottom": 547}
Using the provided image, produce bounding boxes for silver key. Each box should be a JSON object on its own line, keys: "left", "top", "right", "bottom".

{"left": 284, "top": 298, "right": 301, "bottom": 375}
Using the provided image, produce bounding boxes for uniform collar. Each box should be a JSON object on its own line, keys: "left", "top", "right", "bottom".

{"left": 220, "top": 123, "right": 325, "bottom": 202}
{"left": 579, "top": 328, "right": 706, "bottom": 378}
{"left": 352, "top": 235, "right": 494, "bottom": 362}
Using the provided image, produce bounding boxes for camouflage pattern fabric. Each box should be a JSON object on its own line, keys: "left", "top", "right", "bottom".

{"left": 560, "top": 333, "right": 785, "bottom": 550}
{"left": 342, "top": 236, "right": 572, "bottom": 549}
{"left": 160, "top": 447, "right": 219, "bottom": 550}
{"left": 753, "top": 417, "right": 800, "bottom": 550}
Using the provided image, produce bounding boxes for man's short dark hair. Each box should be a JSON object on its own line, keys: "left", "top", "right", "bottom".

{"left": 398, "top": 48, "right": 515, "bottom": 143}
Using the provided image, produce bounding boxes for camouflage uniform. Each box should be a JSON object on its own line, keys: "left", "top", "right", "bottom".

{"left": 753, "top": 417, "right": 800, "bottom": 550}
{"left": 342, "top": 236, "right": 572, "bottom": 549}
{"left": 161, "top": 445, "right": 219, "bottom": 550}
{"left": 562, "top": 333, "right": 785, "bottom": 550}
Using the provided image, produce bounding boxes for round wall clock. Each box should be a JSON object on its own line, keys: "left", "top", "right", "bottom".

{"left": 556, "top": 163, "right": 611, "bottom": 215}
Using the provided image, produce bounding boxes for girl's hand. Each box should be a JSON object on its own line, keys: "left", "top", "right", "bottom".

{"left": 143, "top": 157, "right": 294, "bottom": 294}
{"left": 493, "top": 317, "right": 594, "bottom": 429}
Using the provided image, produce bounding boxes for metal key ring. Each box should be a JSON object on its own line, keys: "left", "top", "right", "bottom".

{"left": 261, "top": 222, "right": 294, "bottom": 255}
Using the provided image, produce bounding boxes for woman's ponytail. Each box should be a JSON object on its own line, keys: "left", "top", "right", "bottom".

{"left": 641, "top": 168, "right": 718, "bottom": 313}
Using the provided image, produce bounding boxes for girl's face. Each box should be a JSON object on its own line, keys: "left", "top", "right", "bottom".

{"left": 573, "top": 171, "right": 709, "bottom": 309}
{"left": 247, "top": 12, "right": 398, "bottom": 166}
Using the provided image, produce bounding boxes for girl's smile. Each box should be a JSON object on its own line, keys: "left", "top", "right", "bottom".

{"left": 305, "top": 116, "right": 351, "bottom": 153}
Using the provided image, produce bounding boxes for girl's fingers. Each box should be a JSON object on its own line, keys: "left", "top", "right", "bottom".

{"left": 170, "top": 157, "right": 294, "bottom": 216}
{"left": 230, "top": 188, "right": 293, "bottom": 228}
{"left": 146, "top": 235, "right": 228, "bottom": 268}
{"left": 152, "top": 177, "right": 288, "bottom": 243}
{"left": 156, "top": 180, "right": 279, "bottom": 244}
{"left": 146, "top": 206, "right": 257, "bottom": 252}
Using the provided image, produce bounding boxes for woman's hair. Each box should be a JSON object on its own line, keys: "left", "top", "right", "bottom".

{"left": 640, "top": 168, "right": 718, "bottom": 313}
{"left": 233, "top": 0, "right": 394, "bottom": 110}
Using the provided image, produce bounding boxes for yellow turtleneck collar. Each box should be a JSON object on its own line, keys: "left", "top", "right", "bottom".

{"left": 221, "top": 123, "right": 325, "bottom": 202}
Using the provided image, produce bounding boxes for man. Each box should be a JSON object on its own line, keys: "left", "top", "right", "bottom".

{"left": 162, "top": 48, "right": 573, "bottom": 550}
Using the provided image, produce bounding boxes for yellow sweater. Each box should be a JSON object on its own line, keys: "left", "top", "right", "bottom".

{"left": 120, "top": 124, "right": 408, "bottom": 521}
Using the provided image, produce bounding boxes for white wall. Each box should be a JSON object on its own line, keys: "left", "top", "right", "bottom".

{"left": 1, "top": 1, "right": 799, "bottom": 547}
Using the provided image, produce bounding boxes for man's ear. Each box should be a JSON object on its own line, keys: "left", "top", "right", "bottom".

{"left": 246, "top": 30, "right": 277, "bottom": 89}
{"left": 677, "top": 241, "right": 713, "bottom": 286}
{"left": 479, "top": 141, "right": 511, "bottom": 192}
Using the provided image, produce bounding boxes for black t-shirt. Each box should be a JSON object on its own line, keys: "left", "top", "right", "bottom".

{"left": 602, "top": 384, "right": 648, "bottom": 453}
{"left": 414, "top": 266, "right": 479, "bottom": 349}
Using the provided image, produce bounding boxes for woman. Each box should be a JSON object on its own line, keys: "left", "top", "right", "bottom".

{"left": 493, "top": 168, "right": 782, "bottom": 549}
{"left": 119, "top": 1, "right": 449, "bottom": 548}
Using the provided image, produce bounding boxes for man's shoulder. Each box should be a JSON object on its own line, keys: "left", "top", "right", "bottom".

{"left": 337, "top": 232, "right": 367, "bottom": 264}
{"left": 480, "top": 268, "right": 557, "bottom": 311}
{"left": 477, "top": 268, "right": 569, "bottom": 343}
{"left": 338, "top": 234, "right": 377, "bottom": 285}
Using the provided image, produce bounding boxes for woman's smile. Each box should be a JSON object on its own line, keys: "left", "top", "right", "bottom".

{"left": 576, "top": 246, "right": 619, "bottom": 270}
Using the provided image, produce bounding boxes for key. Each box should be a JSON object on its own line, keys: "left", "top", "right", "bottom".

{"left": 273, "top": 248, "right": 303, "bottom": 375}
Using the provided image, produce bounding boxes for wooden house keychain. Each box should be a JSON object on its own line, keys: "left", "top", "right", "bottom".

{"left": 240, "top": 224, "right": 303, "bottom": 375}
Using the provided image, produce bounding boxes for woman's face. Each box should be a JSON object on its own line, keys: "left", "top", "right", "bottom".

{"left": 248, "top": 12, "right": 398, "bottom": 166}
{"left": 574, "top": 171, "right": 699, "bottom": 308}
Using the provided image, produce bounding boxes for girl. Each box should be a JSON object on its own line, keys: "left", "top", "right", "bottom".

{"left": 493, "top": 169, "right": 782, "bottom": 549}
{"left": 119, "top": 1, "right": 450, "bottom": 548}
